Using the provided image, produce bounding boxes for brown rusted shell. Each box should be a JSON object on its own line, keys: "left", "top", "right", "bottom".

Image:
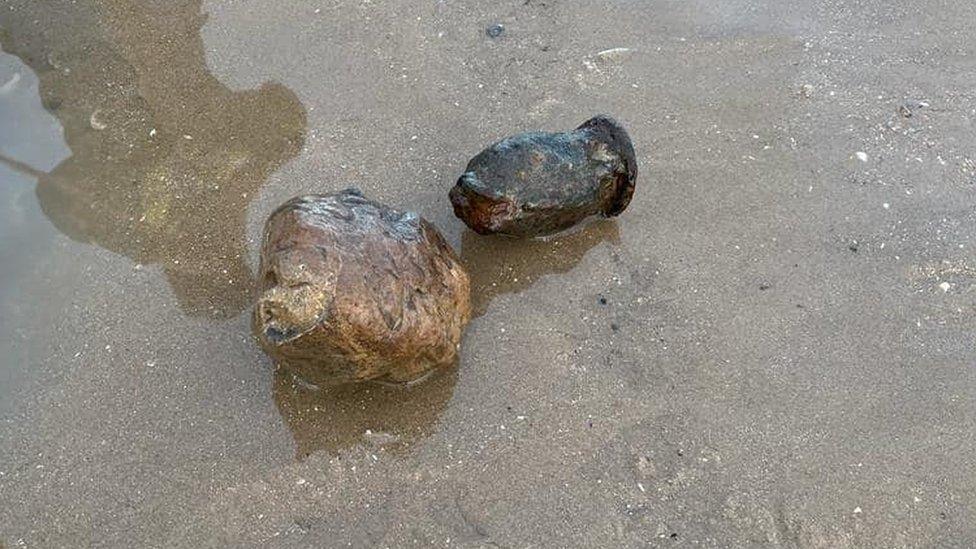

{"left": 253, "top": 189, "right": 471, "bottom": 385}
{"left": 449, "top": 115, "right": 638, "bottom": 237}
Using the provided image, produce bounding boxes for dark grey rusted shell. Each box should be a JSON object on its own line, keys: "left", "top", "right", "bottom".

{"left": 253, "top": 189, "right": 471, "bottom": 385}
{"left": 449, "top": 115, "right": 637, "bottom": 237}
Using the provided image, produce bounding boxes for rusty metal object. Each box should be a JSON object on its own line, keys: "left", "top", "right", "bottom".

{"left": 253, "top": 189, "right": 471, "bottom": 385}
{"left": 449, "top": 115, "right": 638, "bottom": 237}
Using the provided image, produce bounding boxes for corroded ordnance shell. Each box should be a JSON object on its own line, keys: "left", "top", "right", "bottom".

{"left": 449, "top": 115, "right": 637, "bottom": 237}
{"left": 253, "top": 189, "right": 471, "bottom": 385}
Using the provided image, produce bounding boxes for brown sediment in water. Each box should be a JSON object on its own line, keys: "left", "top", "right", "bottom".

{"left": 461, "top": 219, "right": 622, "bottom": 317}
{"left": 273, "top": 364, "right": 458, "bottom": 458}
{"left": 0, "top": 0, "right": 307, "bottom": 319}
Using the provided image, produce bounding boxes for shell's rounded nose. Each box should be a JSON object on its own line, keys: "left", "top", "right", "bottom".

{"left": 254, "top": 285, "right": 328, "bottom": 346}
{"left": 256, "top": 296, "right": 299, "bottom": 345}
{"left": 449, "top": 173, "right": 517, "bottom": 235}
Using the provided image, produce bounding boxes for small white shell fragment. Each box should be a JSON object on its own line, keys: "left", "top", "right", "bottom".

{"left": 0, "top": 72, "right": 22, "bottom": 93}
{"left": 595, "top": 47, "right": 633, "bottom": 61}
{"left": 90, "top": 110, "right": 108, "bottom": 131}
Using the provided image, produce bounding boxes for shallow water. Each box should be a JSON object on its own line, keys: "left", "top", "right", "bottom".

{"left": 2, "top": 0, "right": 976, "bottom": 546}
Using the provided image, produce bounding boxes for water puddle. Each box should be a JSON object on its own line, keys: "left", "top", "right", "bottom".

{"left": 0, "top": 0, "right": 621, "bottom": 461}
{"left": 0, "top": 1, "right": 306, "bottom": 319}
{"left": 462, "top": 219, "right": 621, "bottom": 317}
{"left": 0, "top": 47, "right": 71, "bottom": 409}
{"left": 274, "top": 365, "right": 458, "bottom": 458}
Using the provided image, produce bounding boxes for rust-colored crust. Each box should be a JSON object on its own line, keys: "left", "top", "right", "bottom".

{"left": 253, "top": 189, "right": 471, "bottom": 386}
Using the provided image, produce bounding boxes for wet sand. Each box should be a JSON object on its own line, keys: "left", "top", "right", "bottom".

{"left": 2, "top": 0, "right": 976, "bottom": 546}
